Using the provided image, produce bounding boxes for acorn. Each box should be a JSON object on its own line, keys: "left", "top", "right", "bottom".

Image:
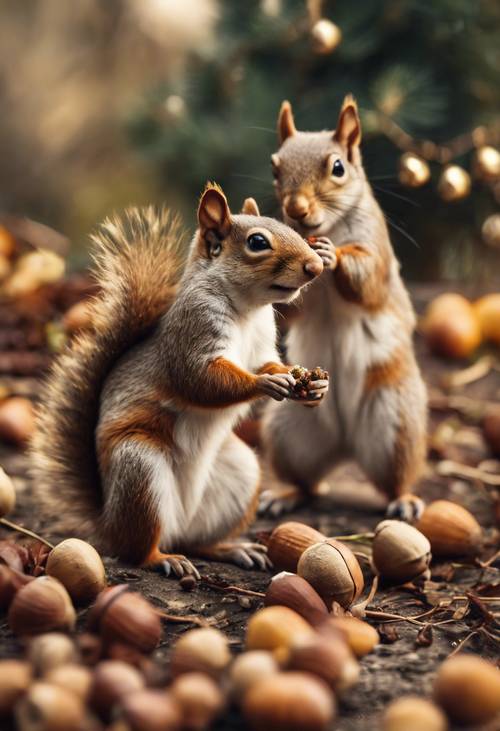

{"left": 319, "top": 616, "right": 379, "bottom": 657}
{"left": 264, "top": 572, "right": 328, "bottom": 626}
{"left": 15, "top": 681, "right": 84, "bottom": 731}
{"left": 474, "top": 293, "right": 500, "bottom": 346}
{"left": 0, "top": 466, "right": 16, "bottom": 517}
{"left": 243, "top": 671, "right": 336, "bottom": 731}
{"left": 45, "top": 664, "right": 92, "bottom": 702}
{"left": 246, "top": 606, "right": 314, "bottom": 653}
{"left": 170, "top": 627, "right": 231, "bottom": 679}
{"left": 90, "top": 660, "right": 145, "bottom": 719}
{"left": 8, "top": 576, "right": 76, "bottom": 636}
{"left": 267, "top": 522, "right": 325, "bottom": 572}
{"left": 28, "top": 633, "right": 78, "bottom": 676}
{"left": 88, "top": 585, "right": 161, "bottom": 653}
{"left": 434, "top": 654, "right": 500, "bottom": 726}
{"left": 483, "top": 406, "right": 500, "bottom": 456}
{"left": 297, "top": 539, "right": 364, "bottom": 608}
{"left": 0, "top": 397, "right": 35, "bottom": 446}
{"left": 119, "top": 689, "right": 182, "bottom": 731}
{"left": 416, "top": 500, "right": 483, "bottom": 557}
{"left": 170, "top": 673, "right": 225, "bottom": 731}
{"left": 0, "top": 660, "right": 32, "bottom": 715}
{"left": 62, "top": 299, "right": 93, "bottom": 335}
{"left": 285, "top": 632, "right": 359, "bottom": 693}
{"left": 383, "top": 696, "right": 448, "bottom": 731}
{"left": 421, "top": 293, "right": 481, "bottom": 359}
{"left": 46, "top": 538, "right": 106, "bottom": 604}
{"left": 372, "top": 520, "right": 431, "bottom": 583}
{"left": 229, "top": 651, "right": 279, "bottom": 702}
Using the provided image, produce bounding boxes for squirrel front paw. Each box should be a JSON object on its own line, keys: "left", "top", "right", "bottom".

{"left": 256, "top": 372, "right": 295, "bottom": 401}
{"left": 289, "top": 365, "right": 329, "bottom": 407}
{"left": 308, "top": 236, "right": 337, "bottom": 270}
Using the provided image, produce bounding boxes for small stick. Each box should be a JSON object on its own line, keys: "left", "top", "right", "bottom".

{"left": 0, "top": 518, "right": 54, "bottom": 549}
{"left": 441, "top": 356, "right": 495, "bottom": 390}
{"left": 436, "top": 460, "right": 500, "bottom": 486}
{"left": 157, "top": 611, "right": 212, "bottom": 627}
{"left": 476, "top": 549, "right": 500, "bottom": 569}
{"left": 448, "top": 630, "right": 478, "bottom": 658}
{"left": 331, "top": 532, "right": 375, "bottom": 542}
{"left": 201, "top": 577, "right": 265, "bottom": 598}
{"left": 364, "top": 609, "right": 426, "bottom": 627}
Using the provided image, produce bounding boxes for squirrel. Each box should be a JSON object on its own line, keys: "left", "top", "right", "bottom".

{"left": 32, "top": 183, "right": 327, "bottom": 577}
{"left": 260, "top": 95, "right": 428, "bottom": 523}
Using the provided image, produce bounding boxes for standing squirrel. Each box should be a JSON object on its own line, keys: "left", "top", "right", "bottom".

{"left": 260, "top": 96, "right": 427, "bottom": 522}
{"left": 32, "top": 183, "right": 327, "bottom": 577}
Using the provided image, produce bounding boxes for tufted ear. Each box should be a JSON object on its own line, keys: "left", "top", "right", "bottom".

{"left": 241, "top": 197, "right": 260, "bottom": 216}
{"left": 334, "top": 95, "right": 362, "bottom": 159}
{"left": 277, "top": 100, "right": 297, "bottom": 145}
{"left": 198, "top": 183, "right": 232, "bottom": 239}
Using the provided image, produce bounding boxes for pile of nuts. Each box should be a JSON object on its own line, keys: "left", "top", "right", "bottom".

{"left": 288, "top": 365, "right": 328, "bottom": 400}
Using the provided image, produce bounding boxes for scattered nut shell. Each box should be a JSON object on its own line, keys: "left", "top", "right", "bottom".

{"left": 264, "top": 571, "right": 328, "bottom": 626}
{"left": 246, "top": 606, "right": 314, "bottom": 653}
{"left": 372, "top": 520, "right": 431, "bottom": 583}
{"left": 0, "top": 466, "right": 16, "bottom": 517}
{"left": 119, "top": 689, "right": 182, "bottom": 731}
{"left": 28, "top": 633, "right": 78, "bottom": 676}
{"left": 320, "top": 616, "right": 379, "bottom": 657}
{"left": 297, "top": 539, "right": 364, "bottom": 608}
{"left": 286, "top": 633, "right": 359, "bottom": 693}
{"left": 383, "top": 696, "right": 448, "bottom": 731}
{"left": 0, "top": 397, "right": 35, "bottom": 446}
{"left": 8, "top": 576, "right": 76, "bottom": 636}
{"left": 170, "top": 627, "right": 231, "bottom": 679}
{"left": 15, "top": 681, "right": 84, "bottom": 731}
{"left": 422, "top": 294, "right": 481, "bottom": 359}
{"left": 229, "top": 651, "right": 279, "bottom": 702}
{"left": 90, "top": 660, "right": 145, "bottom": 719}
{"left": 434, "top": 654, "right": 500, "bottom": 726}
{"left": 0, "top": 660, "right": 32, "bottom": 715}
{"left": 417, "top": 500, "right": 483, "bottom": 557}
{"left": 243, "top": 671, "right": 335, "bottom": 731}
{"left": 170, "top": 672, "right": 224, "bottom": 731}
{"left": 46, "top": 538, "right": 106, "bottom": 604}
{"left": 267, "top": 522, "right": 325, "bottom": 572}
{"left": 45, "top": 663, "right": 92, "bottom": 702}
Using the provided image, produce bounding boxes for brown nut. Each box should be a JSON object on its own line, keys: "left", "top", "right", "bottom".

{"left": 483, "top": 406, "right": 500, "bottom": 455}
{"left": 421, "top": 293, "right": 481, "bottom": 359}
{"left": 474, "top": 294, "right": 500, "bottom": 345}
{"left": 383, "top": 696, "right": 448, "bottom": 731}
{"left": 229, "top": 651, "right": 279, "bottom": 703}
{"left": 264, "top": 571, "right": 328, "bottom": 626}
{"left": 0, "top": 565, "right": 34, "bottom": 610}
{"left": 15, "top": 681, "right": 84, "bottom": 731}
{"left": 267, "top": 522, "right": 325, "bottom": 573}
{"left": 76, "top": 632, "right": 102, "bottom": 666}
{"left": 8, "top": 576, "right": 76, "bottom": 636}
{"left": 246, "top": 606, "right": 314, "bottom": 653}
{"left": 88, "top": 585, "right": 162, "bottom": 653}
{"left": 319, "top": 616, "right": 379, "bottom": 658}
{"left": 297, "top": 539, "right": 364, "bottom": 608}
{"left": 285, "top": 633, "right": 359, "bottom": 693}
{"left": 434, "top": 654, "right": 500, "bottom": 726}
{"left": 416, "top": 500, "right": 483, "bottom": 557}
{"left": 45, "top": 664, "right": 92, "bottom": 702}
{"left": 372, "top": 520, "right": 431, "bottom": 583}
{"left": 0, "top": 466, "right": 16, "bottom": 518}
{"left": 46, "top": 538, "right": 106, "bottom": 604}
{"left": 243, "top": 671, "right": 335, "bottom": 731}
{"left": 28, "top": 633, "right": 78, "bottom": 676}
{"left": 170, "top": 672, "right": 224, "bottom": 731}
{"left": 0, "top": 397, "right": 35, "bottom": 446}
{"left": 119, "top": 689, "right": 182, "bottom": 731}
{"left": 0, "top": 660, "right": 32, "bottom": 716}
{"left": 170, "top": 627, "right": 231, "bottom": 679}
{"left": 90, "top": 660, "right": 144, "bottom": 719}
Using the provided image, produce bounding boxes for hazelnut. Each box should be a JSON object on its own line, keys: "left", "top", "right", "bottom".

{"left": 0, "top": 660, "right": 32, "bottom": 715}
{"left": 474, "top": 293, "right": 500, "bottom": 346}
{"left": 422, "top": 293, "right": 481, "bottom": 359}
{"left": 0, "top": 564, "right": 34, "bottom": 610}
{"left": 264, "top": 571, "right": 328, "bottom": 626}
{"left": 297, "top": 539, "right": 364, "bottom": 608}
{"left": 0, "top": 397, "right": 35, "bottom": 446}
{"left": 170, "top": 672, "right": 224, "bottom": 731}
{"left": 434, "top": 654, "right": 500, "bottom": 725}
{"left": 286, "top": 633, "right": 359, "bottom": 693}
{"left": 44, "top": 664, "right": 92, "bottom": 702}
{"left": 372, "top": 520, "right": 431, "bottom": 583}
{"left": 267, "top": 522, "right": 326, "bottom": 573}
{"left": 46, "top": 538, "right": 106, "bottom": 604}
{"left": 28, "top": 633, "right": 78, "bottom": 676}
{"left": 15, "top": 681, "right": 84, "bottom": 731}
{"left": 246, "top": 606, "right": 314, "bottom": 653}
{"left": 319, "top": 616, "right": 379, "bottom": 657}
{"left": 416, "top": 500, "right": 483, "bottom": 557}
{"left": 483, "top": 406, "right": 500, "bottom": 455}
{"left": 383, "top": 696, "right": 447, "bottom": 731}
{"left": 8, "top": 576, "right": 76, "bottom": 636}
{"left": 229, "top": 651, "right": 279, "bottom": 702}
{"left": 119, "top": 689, "right": 182, "bottom": 731}
{"left": 170, "top": 627, "right": 231, "bottom": 679}
{"left": 90, "top": 660, "right": 144, "bottom": 720}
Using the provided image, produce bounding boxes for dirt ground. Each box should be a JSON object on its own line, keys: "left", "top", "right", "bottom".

{"left": 0, "top": 283, "right": 499, "bottom": 731}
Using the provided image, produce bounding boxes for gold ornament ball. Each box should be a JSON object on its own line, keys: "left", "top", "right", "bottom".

{"left": 473, "top": 145, "right": 500, "bottom": 181}
{"left": 481, "top": 213, "right": 500, "bottom": 249}
{"left": 437, "top": 165, "right": 471, "bottom": 202}
{"left": 311, "top": 19, "right": 342, "bottom": 55}
{"left": 398, "top": 153, "right": 430, "bottom": 188}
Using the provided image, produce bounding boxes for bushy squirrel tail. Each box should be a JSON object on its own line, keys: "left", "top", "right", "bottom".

{"left": 31, "top": 207, "right": 187, "bottom": 540}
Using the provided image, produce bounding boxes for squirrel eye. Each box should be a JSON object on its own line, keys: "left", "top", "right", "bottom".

{"left": 332, "top": 159, "right": 345, "bottom": 178}
{"left": 246, "top": 233, "right": 271, "bottom": 252}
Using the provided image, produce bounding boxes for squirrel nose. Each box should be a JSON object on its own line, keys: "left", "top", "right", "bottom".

{"left": 285, "top": 195, "right": 310, "bottom": 220}
{"left": 304, "top": 257, "right": 323, "bottom": 279}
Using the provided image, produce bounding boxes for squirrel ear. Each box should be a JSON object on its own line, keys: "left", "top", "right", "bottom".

{"left": 334, "top": 95, "right": 361, "bottom": 157}
{"left": 241, "top": 197, "right": 260, "bottom": 216}
{"left": 198, "top": 183, "right": 232, "bottom": 238}
{"left": 278, "top": 100, "right": 297, "bottom": 144}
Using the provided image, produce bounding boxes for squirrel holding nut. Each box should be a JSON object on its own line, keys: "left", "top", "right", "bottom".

{"left": 260, "top": 96, "right": 427, "bottom": 522}
{"left": 32, "top": 183, "right": 328, "bottom": 576}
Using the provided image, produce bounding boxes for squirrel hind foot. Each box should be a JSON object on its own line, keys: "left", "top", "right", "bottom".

{"left": 386, "top": 494, "right": 425, "bottom": 524}
{"left": 195, "top": 542, "right": 271, "bottom": 571}
{"left": 258, "top": 484, "right": 305, "bottom": 517}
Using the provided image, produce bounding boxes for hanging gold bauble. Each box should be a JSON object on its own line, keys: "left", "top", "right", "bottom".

{"left": 311, "top": 19, "right": 342, "bottom": 55}
{"left": 482, "top": 213, "right": 500, "bottom": 249}
{"left": 437, "top": 165, "right": 471, "bottom": 202}
{"left": 398, "top": 153, "right": 430, "bottom": 188}
{"left": 473, "top": 146, "right": 500, "bottom": 182}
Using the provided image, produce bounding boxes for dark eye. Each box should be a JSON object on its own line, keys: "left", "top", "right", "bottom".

{"left": 247, "top": 233, "right": 271, "bottom": 252}
{"left": 332, "top": 159, "right": 345, "bottom": 177}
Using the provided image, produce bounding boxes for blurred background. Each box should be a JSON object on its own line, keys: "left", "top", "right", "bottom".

{"left": 0, "top": 0, "right": 499, "bottom": 279}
